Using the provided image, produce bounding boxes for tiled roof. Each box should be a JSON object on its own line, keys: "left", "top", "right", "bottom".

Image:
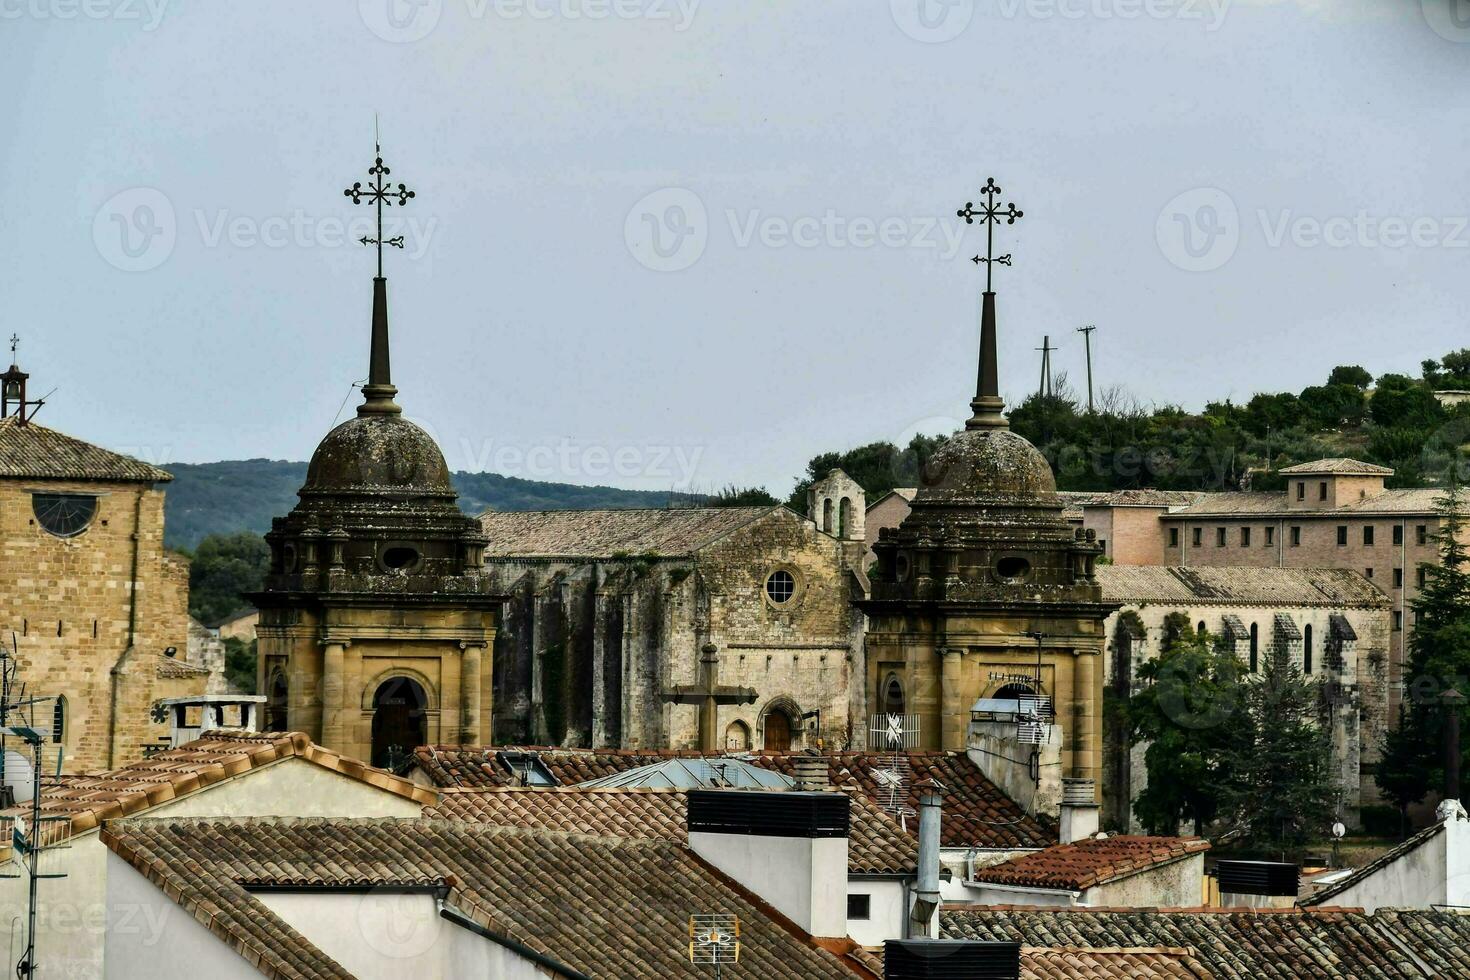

{"left": 155, "top": 653, "right": 211, "bottom": 678}
{"left": 411, "top": 746, "right": 1054, "bottom": 850}
{"left": 1097, "top": 566, "right": 1388, "bottom": 608}
{"left": 1, "top": 731, "right": 435, "bottom": 841}
{"left": 1020, "top": 946, "right": 1215, "bottom": 979}
{"left": 1279, "top": 458, "right": 1393, "bottom": 476}
{"left": 972, "top": 835, "right": 1210, "bottom": 891}
{"left": 426, "top": 786, "right": 919, "bottom": 875}
{"left": 0, "top": 416, "right": 172, "bottom": 483}
{"left": 1061, "top": 489, "right": 1207, "bottom": 509}
{"left": 940, "top": 907, "right": 1432, "bottom": 979}
{"left": 1371, "top": 908, "right": 1470, "bottom": 977}
{"left": 1165, "top": 488, "right": 1442, "bottom": 517}
{"left": 480, "top": 506, "right": 777, "bottom": 558}
{"left": 102, "top": 817, "right": 869, "bottom": 980}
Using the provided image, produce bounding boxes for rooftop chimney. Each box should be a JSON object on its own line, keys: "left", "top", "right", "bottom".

{"left": 1059, "top": 778, "right": 1099, "bottom": 845}
{"left": 685, "top": 788, "right": 849, "bottom": 939}
{"left": 910, "top": 780, "right": 944, "bottom": 937}
{"left": 884, "top": 939, "right": 1021, "bottom": 980}
{"left": 1443, "top": 688, "right": 1464, "bottom": 803}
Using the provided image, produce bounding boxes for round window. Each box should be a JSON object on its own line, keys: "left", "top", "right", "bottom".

{"left": 996, "top": 555, "right": 1032, "bottom": 582}
{"left": 32, "top": 493, "right": 97, "bottom": 538}
{"left": 765, "top": 569, "right": 796, "bottom": 604}
{"left": 382, "top": 545, "right": 421, "bottom": 571}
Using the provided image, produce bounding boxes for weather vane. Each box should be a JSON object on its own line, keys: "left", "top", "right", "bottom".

{"left": 958, "top": 177, "right": 1024, "bottom": 291}
{"left": 7, "top": 335, "right": 17, "bottom": 360}
{"left": 343, "top": 130, "right": 415, "bottom": 278}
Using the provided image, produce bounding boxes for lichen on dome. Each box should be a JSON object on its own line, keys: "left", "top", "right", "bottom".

{"left": 913, "top": 426, "right": 1058, "bottom": 505}
{"left": 302, "top": 413, "right": 455, "bottom": 498}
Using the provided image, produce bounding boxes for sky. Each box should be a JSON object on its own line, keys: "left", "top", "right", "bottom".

{"left": 2, "top": 0, "right": 1469, "bottom": 496}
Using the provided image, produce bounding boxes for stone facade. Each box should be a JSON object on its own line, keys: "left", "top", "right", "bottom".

{"left": 483, "top": 469, "right": 867, "bottom": 750}
{"left": 1095, "top": 565, "right": 1392, "bottom": 831}
{"left": 0, "top": 416, "right": 212, "bottom": 770}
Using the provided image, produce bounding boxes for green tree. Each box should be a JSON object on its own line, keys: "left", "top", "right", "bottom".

{"left": 1379, "top": 480, "right": 1470, "bottom": 812}
{"left": 223, "top": 637, "right": 258, "bottom": 694}
{"left": 1126, "top": 613, "right": 1247, "bottom": 835}
{"left": 786, "top": 435, "right": 947, "bottom": 510}
{"left": 1221, "top": 650, "right": 1338, "bottom": 854}
{"left": 186, "top": 532, "right": 270, "bottom": 625}
{"left": 1297, "top": 384, "right": 1367, "bottom": 429}
{"left": 1370, "top": 374, "right": 1444, "bottom": 429}
{"left": 1328, "top": 364, "right": 1372, "bottom": 389}
{"left": 709, "top": 485, "right": 779, "bottom": 507}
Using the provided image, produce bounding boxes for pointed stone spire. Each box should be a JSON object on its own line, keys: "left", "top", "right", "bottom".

{"left": 358, "top": 277, "right": 401, "bottom": 416}
{"left": 967, "top": 291, "right": 1007, "bottom": 430}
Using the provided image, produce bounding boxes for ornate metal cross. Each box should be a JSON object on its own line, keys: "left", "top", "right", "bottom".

{"left": 958, "top": 177, "right": 1024, "bottom": 291}
{"left": 7, "top": 335, "right": 16, "bottom": 359}
{"left": 343, "top": 143, "right": 415, "bottom": 278}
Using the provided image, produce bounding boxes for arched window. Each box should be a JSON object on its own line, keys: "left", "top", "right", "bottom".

{"left": 267, "top": 670, "right": 289, "bottom": 732}
{"left": 724, "top": 720, "right": 751, "bottom": 751}
{"left": 1197, "top": 621, "right": 1206, "bottom": 635}
{"left": 838, "top": 497, "right": 852, "bottom": 539}
{"left": 822, "top": 498, "right": 833, "bottom": 534}
{"left": 1249, "top": 623, "right": 1259, "bottom": 673}
{"left": 882, "top": 674, "right": 906, "bottom": 716}
{"left": 1304, "top": 624, "right": 1313, "bottom": 675}
{"left": 51, "top": 696, "right": 66, "bottom": 745}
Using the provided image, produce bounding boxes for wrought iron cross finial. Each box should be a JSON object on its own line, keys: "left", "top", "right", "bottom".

{"left": 958, "top": 177, "right": 1024, "bottom": 292}
{"left": 343, "top": 141, "right": 415, "bottom": 278}
{"left": 7, "top": 335, "right": 16, "bottom": 359}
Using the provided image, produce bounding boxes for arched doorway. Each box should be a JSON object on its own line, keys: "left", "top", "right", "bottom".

{"left": 371, "top": 677, "right": 428, "bottom": 770}
{"left": 763, "top": 710, "right": 792, "bottom": 752}
{"left": 266, "top": 670, "right": 289, "bottom": 732}
{"left": 881, "top": 674, "right": 905, "bottom": 716}
{"left": 725, "top": 720, "right": 751, "bottom": 751}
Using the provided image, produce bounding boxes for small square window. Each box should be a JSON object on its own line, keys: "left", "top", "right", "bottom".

{"left": 1240, "top": 527, "right": 1251, "bottom": 547}
{"left": 1290, "top": 526, "right": 1301, "bottom": 547}
{"left": 1216, "top": 527, "right": 1226, "bottom": 547}
{"left": 1418, "top": 566, "right": 1427, "bottom": 588}
{"left": 1192, "top": 528, "right": 1202, "bottom": 547}
{"left": 1319, "top": 481, "right": 1328, "bottom": 501}
{"left": 1365, "top": 567, "right": 1374, "bottom": 579}
{"left": 1394, "top": 611, "right": 1403, "bottom": 631}
{"left": 1169, "top": 527, "right": 1180, "bottom": 548}
{"left": 1393, "top": 525, "right": 1404, "bottom": 546}
{"left": 1363, "top": 526, "right": 1375, "bottom": 546}
{"left": 1417, "top": 525, "right": 1428, "bottom": 545}
{"left": 1297, "top": 482, "right": 1306, "bottom": 501}
{"left": 1265, "top": 526, "right": 1274, "bottom": 546}
{"left": 847, "top": 894, "right": 871, "bottom": 920}
{"left": 1393, "top": 568, "right": 1403, "bottom": 588}
{"left": 1336, "top": 526, "right": 1348, "bottom": 546}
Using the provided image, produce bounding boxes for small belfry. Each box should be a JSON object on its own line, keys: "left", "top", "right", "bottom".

{"left": 250, "top": 136, "right": 503, "bottom": 768}
{"left": 861, "top": 178, "right": 1115, "bottom": 819}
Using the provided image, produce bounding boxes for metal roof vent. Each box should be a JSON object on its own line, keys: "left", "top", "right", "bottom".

{"left": 1216, "top": 859, "right": 1300, "bottom": 897}
{"left": 884, "top": 939, "right": 1021, "bottom": 980}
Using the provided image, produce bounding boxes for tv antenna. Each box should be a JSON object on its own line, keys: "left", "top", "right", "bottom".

{"left": 688, "top": 914, "right": 740, "bottom": 979}
{"left": 869, "top": 713, "right": 921, "bottom": 826}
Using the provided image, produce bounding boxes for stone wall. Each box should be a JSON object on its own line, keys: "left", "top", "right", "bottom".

{"left": 0, "top": 479, "right": 205, "bottom": 771}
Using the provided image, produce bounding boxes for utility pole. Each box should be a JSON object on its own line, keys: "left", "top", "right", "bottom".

{"left": 1035, "top": 335, "right": 1057, "bottom": 400}
{"left": 1076, "top": 325, "right": 1096, "bottom": 414}
{"left": 1444, "top": 688, "right": 1465, "bottom": 802}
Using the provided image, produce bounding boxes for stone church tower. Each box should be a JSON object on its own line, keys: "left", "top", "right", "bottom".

{"left": 252, "top": 270, "right": 502, "bottom": 769}
{"left": 861, "top": 219, "right": 1114, "bottom": 808}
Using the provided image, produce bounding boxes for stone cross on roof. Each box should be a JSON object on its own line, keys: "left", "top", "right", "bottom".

{"left": 661, "top": 643, "right": 757, "bottom": 753}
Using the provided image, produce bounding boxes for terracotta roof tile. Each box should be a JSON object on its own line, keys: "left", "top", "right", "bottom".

{"left": 1021, "top": 946, "right": 1215, "bottom": 979}
{"left": 1097, "top": 566, "right": 1388, "bottom": 608}
{"left": 411, "top": 746, "right": 1054, "bottom": 850}
{"left": 480, "top": 506, "right": 777, "bottom": 558}
{"left": 1165, "top": 487, "right": 1442, "bottom": 517}
{"left": 155, "top": 654, "right": 212, "bottom": 678}
{"left": 1278, "top": 458, "right": 1393, "bottom": 476}
{"left": 941, "top": 906, "right": 1442, "bottom": 979}
{"left": 102, "top": 817, "right": 871, "bottom": 979}
{"left": 0, "top": 416, "right": 172, "bottom": 483}
{"left": 972, "top": 835, "right": 1210, "bottom": 891}
{"left": 427, "top": 785, "right": 918, "bottom": 875}
{"left": 0, "top": 731, "right": 435, "bottom": 843}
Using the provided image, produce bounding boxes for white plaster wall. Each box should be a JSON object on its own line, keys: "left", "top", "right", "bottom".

{"left": 967, "top": 727, "right": 1060, "bottom": 819}
{"left": 938, "top": 848, "right": 1032, "bottom": 901}
{"left": 10, "top": 757, "right": 426, "bottom": 980}
{"left": 259, "top": 891, "right": 450, "bottom": 980}
{"left": 687, "top": 831, "right": 848, "bottom": 937}
{"left": 104, "top": 853, "right": 260, "bottom": 980}
{"left": 1086, "top": 855, "right": 1204, "bottom": 908}
{"left": 963, "top": 881, "right": 1080, "bottom": 907}
{"left": 846, "top": 879, "right": 906, "bottom": 947}
{"left": 1323, "top": 827, "right": 1450, "bottom": 914}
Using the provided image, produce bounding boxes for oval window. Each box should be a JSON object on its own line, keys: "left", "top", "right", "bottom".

{"left": 996, "top": 555, "right": 1031, "bottom": 581}
{"left": 765, "top": 569, "right": 795, "bottom": 603}
{"left": 894, "top": 554, "right": 911, "bottom": 583}
{"left": 382, "top": 546, "right": 420, "bottom": 571}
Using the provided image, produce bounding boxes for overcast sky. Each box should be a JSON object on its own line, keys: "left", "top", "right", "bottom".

{"left": 3, "top": 1, "right": 1469, "bottom": 495}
